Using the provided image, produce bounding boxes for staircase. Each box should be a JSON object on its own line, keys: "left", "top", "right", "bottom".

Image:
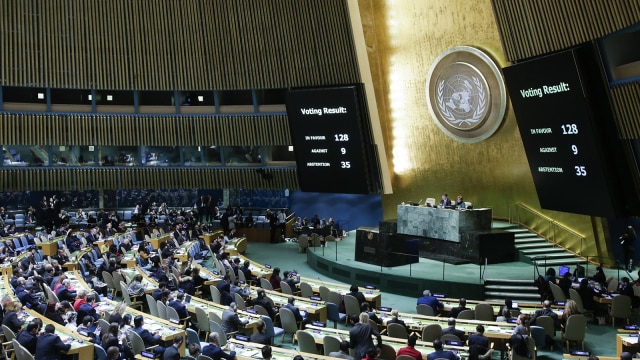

{"left": 484, "top": 278, "right": 540, "bottom": 303}
{"left": 483, "top": 222, "right": 588, "bottom": 303}
{"left": 507, "top": 227, "right": 588, "bottom": 267}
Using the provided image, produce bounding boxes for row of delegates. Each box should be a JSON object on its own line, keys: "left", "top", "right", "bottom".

{"left": 11, "top": 315, "right": 72, "bottom": 360}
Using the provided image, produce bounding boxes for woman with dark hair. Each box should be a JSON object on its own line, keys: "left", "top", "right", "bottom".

{"left": 269, "top": 267, "right": 282, "bottom": 291}
{"left": 590, "top": 266, "right": 607, "bottom": 286}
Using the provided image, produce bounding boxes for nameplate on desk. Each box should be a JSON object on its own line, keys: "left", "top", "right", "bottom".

{"left": 624, "top": 325, "right": 640, "bottom": 330}
{"left": 554, "top": 301, "right": 565, "bottom": 306}
{"left": 169, "top": 318, "right": 180, "bottom": 324}
{"left": 312, "top": 321, "right": 326, "bottom": 327}
{"left": 434, "top": 293, "right": 446, "bottom": 298}
{"left": 235, "top": 334, "right": 249, "bottom": 341}
{"left": 264, "top": 264, "right": 272, "bottom": 269}
{"left": 141, "top": 351, "right": 155, "bottom": 359}
{"left": 377, "top": 306, "right": 392, "bottom": 312}
{"left": 309, "top": 296, "right": 322, "bottom": 301}
{"left": 507, "top": 318, "right": 517, "bottom": 324}
{"left": 570, "top": 351, "right": 590, "bottom": 356}
{"left": 365, "top": 285, "right": 376, "bottom": 290}
{"left": 246, "top": 308, "right": 257, "bottom": 314}
{"left": 212, "top": 270, "right": 219, "bottom": 275}
{"left": 77, "top": 329, "right": 89, "bottom": 336}
{"left": 445, "top": 340, "right": 464, "bottom": 346}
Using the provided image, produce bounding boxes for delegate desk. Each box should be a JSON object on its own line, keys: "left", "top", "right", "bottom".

{"left": 186, "top": 295, "right": 261, "bottom": 333}
{"left": 24, "top": 308, "right": 95, "bottom": 359}
{"left": 67, "top": 270, "right": 186, "bottom": 354}
{"left": 199, "top": 230, "right": 224, "bottom": 247}
{"left": 227, "top": 338, "right": 336, "bottom": 360}
{"left": 617, "top": 333, "right": 640, "bottom": 355}
{"left": 237, "top": 255, "right": 274, "bottom": 279}
{"left": 37, "top": 235, "right": 65, "bottom": 256}
{"left": 440, "top": 298, "right": 564, "bottom": 317}
{"left": 248, "top": 287, "right": 327, "bottom": 323}
{"left": 147, "top": 234, "right": 171, "bottom": 250}
{"left": 300, "top": 277, "right": 382, "bottom": 308}
{"left": 303, "top": 324, "right": 469, "bottom": 359}
{"left": 120, "top": 266, "right": 159, "bottom": 293}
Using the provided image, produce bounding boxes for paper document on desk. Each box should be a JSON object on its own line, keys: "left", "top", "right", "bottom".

{"left": 623, "top": 336, "right": 639, "bottom": 344}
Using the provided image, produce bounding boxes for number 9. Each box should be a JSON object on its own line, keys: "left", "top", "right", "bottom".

{"left": 571, "top": 145, "right": 578, "bottom": 155}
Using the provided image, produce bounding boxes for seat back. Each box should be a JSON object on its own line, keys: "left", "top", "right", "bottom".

{"left": 529, "top": 326, "right": 546, "bottom": 348}
{"left": 416, "top": 304, "right": 435, "bottom": 316}
{"left": 325, "top": 301, "right": 343, "bottom": 325}
{"left": 569, "top": 288, "right": 586, "bottom": 312}
{"left": 97, "top": 319, "right": 110, "bottom": 338}
{"left": 378, "top": 343, "right": 396, "bottom": 360}
{"left": 328, "top": 291, "right": 342, "bottom": 307}
{"left": 457, "top": 309, "right": 475, "bottom": 320}
{"left": 186, "top": 328, "right": 200, "bottom": 348}
{"left": 536, "top": 315, "right": 555, "bottom": 337}
{"left": 280, "top": 281, "right": 293, "bottom": 295}
{"left": 233, "top": 293, "right": 246, "bottom": 310}
{"left": 94, "top": 344, "right": 108, "bottom": 360}
{"left": 157, "top": 300, "right": 167, "bottom": 320}
{"left": 13, "top": 339, "right": 34, "bottom": 360}
{"left": 166, "top": 305, "right": 181, "bottom": 323}
{"left": 279, "top": 307, "right": 299, "bottom": 340}
{"left": 318, "top": 286, "right": 330, "bottom": 300}
{"left": 253, "top": 304, "right": 270, "bottom": 318}
{"left": 474, "top": 303, "right": 495, "bottom": 321}
{"left": 210, "top": 285, "right": 221, "bottom": 304}
{"left": 387, "top": 323, "right": 408, "bottom": 339}
{"left": 260, "top": 315, "right": 277, "bottom": 339}
{"left": 610, "top": 294, "right": 632, "bottom": 321}
{"left": 323, "top": 335, "right": 341, "bottom": 356}
{"left": 259, "top": 278, "right": 273, "bottom": 291}
{"left": 296, "top": 330, "right": 319, "bottom": 354}
{"left": 299, "top": 282, "right": 314, "bottom": 297}
{"left": 195, "top": 306, "right": 210, "bottom": 333}
{"left": 441, "top": 333, "right": 461, "bottom": 342}
{"left": 549, "top": 282, "right": 567, "bottom": 302}
{"left": 127, "top": 329, "right": 146, "bottom": 355}
{"left": 510, "top": 335, "right": 535, "bottom": 360}
{"left": 208, "top": 311, "right": 222, "bottom": 325}
{"left": 421, "top": 323, "right": 442, "bottom": 342}
{"left": 146, "top": 294, "right": 159, "bottom": 317}
{"left": 608, "top": 279, "right": 619, "bottom": 293}
{"left": 343, "top": 294, "right": 360, "bottom": 318}
{"left": 2, "top": 325, "right": 16, "bottom": 342}
{"left": 208, "top": 320, "right": 227, "bottom": 346}
{"left": 563, "top": 315, "right": 587, "bottom": 341}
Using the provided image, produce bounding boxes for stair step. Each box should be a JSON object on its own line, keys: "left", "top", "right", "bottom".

{"left": 515, "top": 242, "right": 553, "bottom": 249}
{"left": 528, "top": 253, "right": 577, "bottom": 259}
{"left": 484, "top": 291, "right": 541, "bottom": 300}
{"left": 514, "top": 233, "right": 540, "bottom": 238}
{"left": 485, "top": 278, "right": 535, "bottom": 285}
{"left": 533, "top": 259, "right": 587, "bottom": 266}
{"left": 514, "top": 237, "right": 547, "bottom": 244}
{"left": 485, "top": 298, "right": 542, "bottom": 304}
{"left": 484, "top": 285, "right": 539, "bottom": 292}
{"left": 505, "top": 228, "right": 530, "bottom": 233}
{"left": 521, "top": 248, "right": 568, "bottom": 255}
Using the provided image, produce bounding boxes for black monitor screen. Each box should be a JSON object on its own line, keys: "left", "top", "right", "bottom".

{"left": 503, "top": 45, "right": 634, "bottom": 217}
{"left": 286, "top": 85, "right": 381, "bottom": 194}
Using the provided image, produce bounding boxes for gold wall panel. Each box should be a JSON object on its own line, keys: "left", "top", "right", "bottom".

{"left": 357, "top": 0, "right": 612, "bottom": 262}
{"left": 610, "top": 83, "right": 640, "bottom": 139}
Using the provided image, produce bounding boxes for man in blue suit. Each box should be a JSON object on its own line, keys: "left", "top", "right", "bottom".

{"left": 163, "top": 335, "right": 184, "bottom": 360}
{"left": 201, "top": 332, "right": 236, "bottom": 359}
{"left": 439, "top": 193, "right": 452, "bottom": 208}
{"left": 168, "top": 292, "right": 190, "bottom": 319}
{"left": 133, "top": 315, "right": 165, "bottom": 356}
{"left": 34, "top": 324, "right": 71, "bottom": 360}
{"left": 427, "top": 339, "right": 459, "bottom": 360}
{"left": 417, "top": 290, "right": 444, "bottom": 312}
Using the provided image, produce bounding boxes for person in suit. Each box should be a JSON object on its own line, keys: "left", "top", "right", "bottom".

{"left": 529, "top": 300, "right": 558, "bottom": 328}
{"left": 77, "top": 294, "right": 101, "bottom": 322}
{"left": 348, "top": 285, "right": 366, "bottom": 305}
{"left": 185, "top": 343, "right": 200, "bottom": 360}
{"left": 201, "top": 332, "right": 236, "bottom": 359}
{"left": 448, "top": 298, "right": 469, "bottom": 318}
{"left": 163, "top": 335, "right": 183, "bottom": 360}
{"left": 328, "top": 340, "right": 355, "bottom": 359}
{"left": 133, "top": 315, "right": 165, "bottom": 356}
{"left": 282, "top": 296, "right": 304, "bottom": 323}
{"left": 34, "top": 324, "right": 71, "bottom": 360}
{"left": 349, "top": 312, "right": 382, "bottom": 359}
{"left": 427, "top": 339, "right": 459, "bottom": 360}
{"left": 16, "top": 321, "right": 39, "bottom": 354}
{"left": 417, "top": 290, "right": 444, "bottom": 311}
{"left": 439, "top": 193, "right": 452, "bottom": 208}
{"left": 468, "top": 325, "right": 493, "bottom": 360}
{"left": 386, "top": 309, "right": 407, "bottom": 330}
{"left": 249, "top": 319, "right": 271, "bottom": 345}
{"left": 221, "top": 302, "right": 248, "bottom": 334}
{"left": 167, "top": 292, "right": 190, "bottom": 320}
{"left": 252, "top": 288, "right": 276, "bottom": 319}
{"left": 441, "top": 318, "right": 466, "bottom": 341}
{"left": 0, "top": 294, "right": 12, "bottom": 326}
{"left": 396, "top": 335, "right": 422, "bottom": 360}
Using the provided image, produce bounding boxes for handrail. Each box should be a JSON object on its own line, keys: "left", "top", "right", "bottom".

{"left": 509, "top": 202, "right": 587, "bottom": 256}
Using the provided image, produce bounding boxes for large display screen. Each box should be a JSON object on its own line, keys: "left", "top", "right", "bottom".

{"left": 285, "top": 85, "right": 380, "bottom": 194}
{"left": 504, "top": 47, "right": 621, "bottom": 217}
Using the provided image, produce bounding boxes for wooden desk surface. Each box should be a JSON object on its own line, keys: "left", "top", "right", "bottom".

{"left": 300, "top": 276, "right": 382, "bottom": 308}
{"left": 24, "top": 308, "right": 95, "bottom": 358}
{"left": 228, "top": 338, "right": 336, "bottom": 359}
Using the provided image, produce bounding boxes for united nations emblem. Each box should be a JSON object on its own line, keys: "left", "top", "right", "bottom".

{"left": 426, "top": 46, "right": 506, "bottom": 143}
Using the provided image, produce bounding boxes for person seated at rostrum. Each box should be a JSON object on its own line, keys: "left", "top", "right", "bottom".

{"left": 448, "top": 298, "right": 469, "bottom": 318}
{"left": 417, "top": 289, "right": 444, "bottom": 312}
